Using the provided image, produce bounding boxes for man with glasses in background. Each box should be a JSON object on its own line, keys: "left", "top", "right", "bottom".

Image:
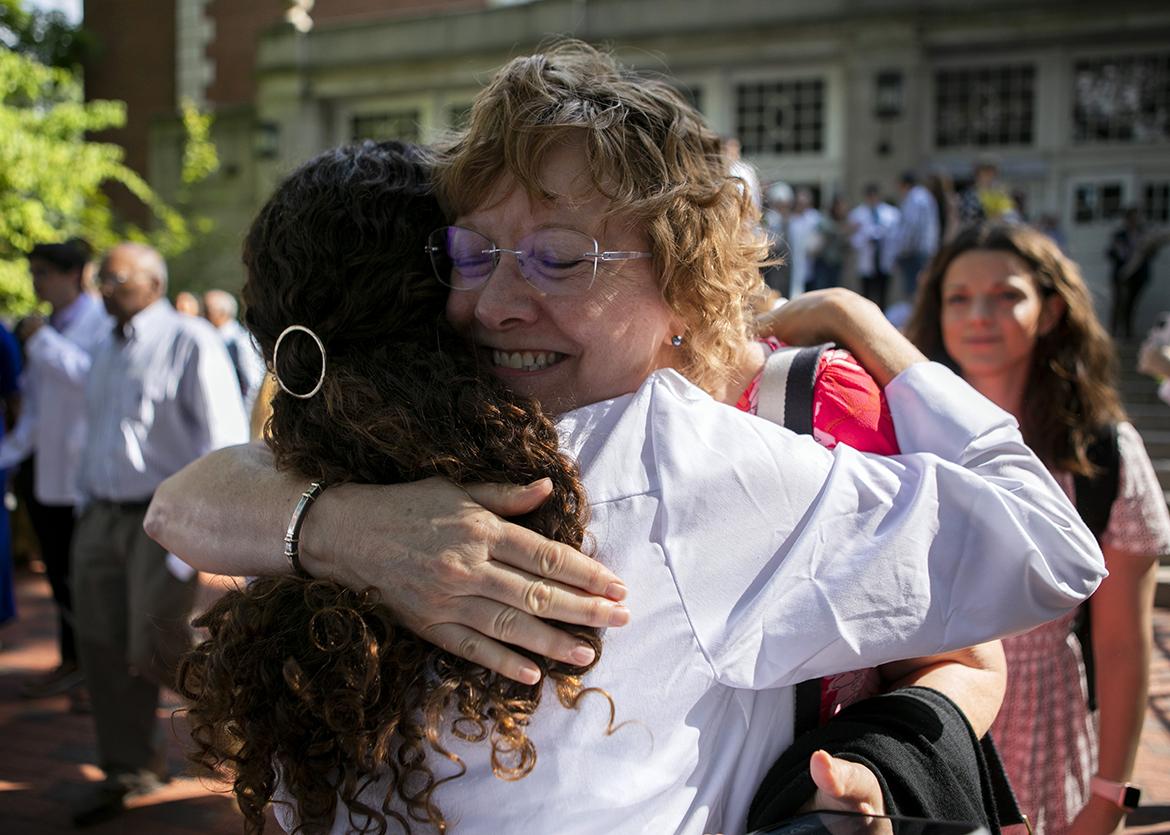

{"left": 70, "top": 243, "right": 248, "bottom": 827}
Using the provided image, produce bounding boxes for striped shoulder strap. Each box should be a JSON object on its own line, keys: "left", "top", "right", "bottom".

{"left": 756, "top": 343, "right": 833, "bottom": 436}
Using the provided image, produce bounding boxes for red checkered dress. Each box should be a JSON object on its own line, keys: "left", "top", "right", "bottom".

{"left": 992, "top": 422, "right": 1170, "bottom": 835}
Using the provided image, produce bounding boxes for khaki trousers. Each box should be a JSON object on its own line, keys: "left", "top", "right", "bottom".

{"left": 72, "top": 500, "right": 197, "bottom": 778}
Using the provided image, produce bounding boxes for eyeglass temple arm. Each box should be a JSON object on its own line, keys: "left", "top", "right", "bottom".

{"left": 595, "top": 251, "right": 653, "bottom": 262}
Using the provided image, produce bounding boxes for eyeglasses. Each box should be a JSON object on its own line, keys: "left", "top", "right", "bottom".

{"left": 425, "top": 225, "right": 651, "bottom": 296}
{"left": 97, "top": 271, "right": 132, "bottom": 286}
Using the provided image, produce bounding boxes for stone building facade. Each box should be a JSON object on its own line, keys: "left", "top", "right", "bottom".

{"left": 86, "top": 0, "right": 1170, "bottom": 321}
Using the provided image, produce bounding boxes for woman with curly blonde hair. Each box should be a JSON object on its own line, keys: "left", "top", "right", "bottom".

{"left": 905, "top": 222, "right": 1170, "bottom": 835}
{"left": 157, "top": 45, "right": 1105, "bottom": 834}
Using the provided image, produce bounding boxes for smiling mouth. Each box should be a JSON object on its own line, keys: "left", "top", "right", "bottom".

{"left": 491, "top": 349, "right": 567, "bottom": 372}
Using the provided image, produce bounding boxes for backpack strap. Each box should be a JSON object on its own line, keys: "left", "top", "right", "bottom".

{"left": 1070, "top": 422, "right": 1122, "bottom": 712}
{"left": 756, "top": 343, "right": 833, "bottom": 436}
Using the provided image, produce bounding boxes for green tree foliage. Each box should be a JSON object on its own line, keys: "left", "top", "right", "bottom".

{"left": 0, "top": 0, "right": 96, "bottom": 69}
{"left": 0, "top": 1, "right": 217, "bottom": 316}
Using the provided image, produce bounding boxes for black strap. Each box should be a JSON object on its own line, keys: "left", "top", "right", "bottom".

{"left": 782, "top": 344, "right": 828, "bottom": 436}
{"left": 980, "top": 734, "right": 1028, "bottom": 829}
{"left": 756, "top": 341, "right": 835, "bottom": 738}
{"left": 1070, "top": 422, "right": 1121, "bottom": 712}
{"left": 792, "top": 679, "right": 823, "bottom": 740}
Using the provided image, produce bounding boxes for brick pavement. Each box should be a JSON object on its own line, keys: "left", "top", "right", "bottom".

{"left": 2, "top": 567, "right": 1169, "bottom": 834}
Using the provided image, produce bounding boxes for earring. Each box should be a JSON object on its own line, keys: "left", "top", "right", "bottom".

{"left": 671, "top": 335, "right": 684, "bottom": 347}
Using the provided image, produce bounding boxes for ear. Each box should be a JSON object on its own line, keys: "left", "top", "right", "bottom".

{"left": 1039, "top": 293, "right": 1066, "bottom": 337}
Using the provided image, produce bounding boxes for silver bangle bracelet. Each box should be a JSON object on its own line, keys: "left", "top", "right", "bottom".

{"left": 284, "top": 481, "right": 326, "bottom": 576}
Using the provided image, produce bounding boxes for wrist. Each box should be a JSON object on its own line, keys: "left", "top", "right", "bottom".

{"left": 1089, "top": 776, "right": 1141, "bottom": 813}
{"left": 295, "top": 481, "right": 337, "bottom": 579}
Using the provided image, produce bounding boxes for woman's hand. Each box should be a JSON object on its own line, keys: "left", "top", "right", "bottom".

{"left": 1137, "top": 340, "right": 1170, "bottom": 379}
{"left": 799, "top": 750, "right": 887, "bottom": 816}
{"left": 146, "top": 444, "right": 630, "bottom": 685}
{"left": 756, "top": 288, "right": 926, "bottom": 386}
{"left": 303, "top": 476, "right": 630, "bottom": 684}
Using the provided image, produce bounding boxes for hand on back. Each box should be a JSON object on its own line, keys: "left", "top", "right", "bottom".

{"left": 303, "top": 476, "right": 629, "bottom": 684}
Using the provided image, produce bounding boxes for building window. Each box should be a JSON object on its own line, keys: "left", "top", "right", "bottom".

{"left": 735, "top": 79, "right": 825, "bottom": 155}
{"left": 1073, "top": 181, "right": 1126, "bottom": 225}
{"left": 351, "top": 110, "right": 420, "bottom": 143}
{"left": 1074, "top": 53, "right": 1170, "bottom": 143}
{"left": 1146, "top": 183, "right": 1170, "bottom": 223}
{"left": 934, "top": 65, "right": 1035, "bottom": 148}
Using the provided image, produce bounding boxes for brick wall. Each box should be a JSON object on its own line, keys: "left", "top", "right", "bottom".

{"left": 83, "top": 0, "right": 177, "bottom": 224}
{"left": 82, "top": 0, "right": 485, "bottom": 219}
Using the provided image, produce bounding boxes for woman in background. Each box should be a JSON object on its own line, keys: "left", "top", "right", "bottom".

{"left": 906, "top": 222, "right": 1169, "bottom": 835}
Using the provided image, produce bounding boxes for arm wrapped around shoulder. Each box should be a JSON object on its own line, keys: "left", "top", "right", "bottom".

{"left": 640, "top": 365, "right": 1105, "bottom": 690}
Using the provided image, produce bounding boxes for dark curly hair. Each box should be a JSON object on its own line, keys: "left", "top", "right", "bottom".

{"left": 177, "top": 141, "right": 605, "bottom": 834}
{"left": 905, "top": 221, "right": 1125, "bottom": 475}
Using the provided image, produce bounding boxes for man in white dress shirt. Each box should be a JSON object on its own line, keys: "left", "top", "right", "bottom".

{"left": 70, "top": 244, "right": 248, "bottom": 827}
{"left": 848, "top": 184, "right": 901, "bottom": 311}
{"left": 1, "top": 239, "right": 111, "bottom": 700}
{"left": 891, "top": 171, "right": 940, "bottom": 298}
{"left": 203, "top": 288, "right": 266, "bottom": 414}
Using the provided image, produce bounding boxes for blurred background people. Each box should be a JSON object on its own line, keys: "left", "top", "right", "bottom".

{"left": 0, "top": 320, "right": 20, "bottom": 640}
{"left": 0, "top": 238, "right": 110, "bottom": 700}
{"left": 173, "top": 290, "right": 201, "bottom": 317}
{"left": 808, "top": 195, "right": 852, "bottom": 292}
{"left": 1108, "top": 207, "right": 1170, "bottom": 339}
{"left": 202, "top": 288, "right": 265, "bottom": 414}
{"left": 892, "top": 171, "right": 940, "bottom": 298}
{"left": 849, "top": 184, "right": 900, "bottom": 310}
{"left": 786, "top": 188, "right": 822, "bottom": 298}
{"left": 762, "top": 181, "right": 794, "bottom": 295}
{"left": 906, "top": 222, "right": 1169, "bottom": 835}
{"left": 958, "top": 157, "right": 1018, "bottom": 225}
{"left": 926, "top": 170, "right": 959, "bottom": 244}
{"left": 69, "top": 243, "right": 248, "bottom": 826}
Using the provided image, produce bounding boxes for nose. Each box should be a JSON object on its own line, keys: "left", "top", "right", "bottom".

{"left": 968, "top": 294, "right": 994, "bottom": 323}
{"left": 457, "top": 255, "right": 540, "bottom": 332}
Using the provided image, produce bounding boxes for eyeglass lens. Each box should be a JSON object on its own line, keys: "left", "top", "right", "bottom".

{"left": 428, "top": 226, "right": 598, "bottom": 293}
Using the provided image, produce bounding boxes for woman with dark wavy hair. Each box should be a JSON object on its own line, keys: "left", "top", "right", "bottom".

{"left": 181, "top": 140, "right": 604, "bottom": 832}
{"left": 905, "top": 222, "right": 1170, "bottom": 835}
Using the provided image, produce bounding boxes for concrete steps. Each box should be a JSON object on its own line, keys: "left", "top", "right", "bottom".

{"left": 1115, "top": 341, "right": 1170, "bottom": 604}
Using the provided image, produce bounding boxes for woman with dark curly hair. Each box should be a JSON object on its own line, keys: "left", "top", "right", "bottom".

{"left": 181, "top": 140, "right": 605, "bottom": 833}
{"left": 176, "top": 136, "right": 1109, "bottom": 835}
{"left": 904, "top": 222, "right": 1170, "bottom": 835}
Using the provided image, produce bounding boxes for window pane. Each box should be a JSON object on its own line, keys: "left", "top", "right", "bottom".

{"left": 1073, "top": 53, "right": 1170, "bottom": 144}
{"left": 735, "top": 78, "right": 825, "bottom": 155}
{"left": 934, "top": 65, "right": 1035, "bottom": 148}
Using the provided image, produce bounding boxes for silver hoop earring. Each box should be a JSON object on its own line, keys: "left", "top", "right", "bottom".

{"left": 273, "top": 325, "right": 327, "bottom": 399}
{"left": 671, "top": 334, "right": 684, "bottom": 347}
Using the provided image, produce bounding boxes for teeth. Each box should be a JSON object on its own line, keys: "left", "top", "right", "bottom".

{"left": 492, "top": 349, "right": 563, "bottom": 371}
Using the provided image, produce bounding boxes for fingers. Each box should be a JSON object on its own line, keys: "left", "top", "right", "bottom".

{"left": 424, "top": 622, "right": 543, "bottom": 685}
{"left": 471, "top": 556, "right": 630, "bottom": 629}
{"left": 490, "top": 520, "right": 627, "bottom": 601}
{"left": 465, "top": 478, "right": 554, "bottom": 517}
{"left": 456, "top": 598, "right": 599, "bottom": 667}
{"left": 808, "top": 750, "right": 885, "bottom": 816}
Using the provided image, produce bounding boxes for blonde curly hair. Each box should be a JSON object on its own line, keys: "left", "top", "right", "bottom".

{"left": 434, "top": 39, "right": 768, "bottom": 395}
